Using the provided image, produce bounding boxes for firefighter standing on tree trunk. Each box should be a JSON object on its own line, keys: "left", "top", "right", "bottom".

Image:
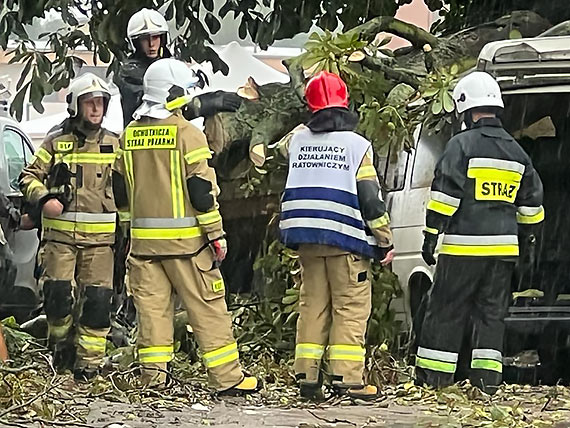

{"left": 415, "top": 72, "right": 544, "bottom": 394}
{"left": 117, "top": 8, "right": 243, "bottom": 127}
{"left": 112, "top": 58, "right": 259, "bottom": 394}
{"left": 280, "top": 71, "right": 395, "bottom": 401}
{"left": 19, "top": 73, "right": 120, "bottom": 381}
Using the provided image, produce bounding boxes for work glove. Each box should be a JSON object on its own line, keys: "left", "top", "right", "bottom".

{"left": 421, "top": 232, "right": 438, "bottom": 266}
{"left": 196, "top": 91, "right": 243, "bottom": 117}
{"left": 210, "top": 237, "right": 227, "bottom": 264}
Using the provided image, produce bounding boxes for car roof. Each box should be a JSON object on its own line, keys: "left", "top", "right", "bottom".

{"left": 478, "top": 36, "right": 570, "bottom": 65}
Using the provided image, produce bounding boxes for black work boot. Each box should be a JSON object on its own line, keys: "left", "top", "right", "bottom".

{"left": 53, "top": 340, "right": 77, "bottom": 373}
{"left": 73, "top": 366, "right": 99, "bottom": 383}
{"left": 299, "top": 382, "right": 325, "bottom": 401}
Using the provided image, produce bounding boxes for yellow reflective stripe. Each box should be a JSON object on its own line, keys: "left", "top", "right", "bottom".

{"left": 131, "top": 226, "right": 202, "bottom": 240}
{"left": 170, "top": 150, "right": 185, "bottom": 218}
{"left": 196, "top": 210, "right": 222, "bottom": 225}
{"left": 118, "top": 211, "right": 131, "bottom": 222}
{"left": 440, "top": 244, "right": 519, "bottom": 257}
{"left": 35, "top": 148, "right": 53, "bottom": 163}
{"left": 467, "top": 167, "right": 522, "bottom": 182}
{"left": 368, "top": 212, "right": 390, "bottom": 229}
{"left": 26, "top": 179, "right": 46, "bottom": 198}
{"left": 48, "top": 315, "right": 73, "bottom": 340}
{"left": 416, "top": 356, "right": 456, "bottom": 374}
{"left": 328, "top": 344, "right": 366, "bottom": 362}
{"left": 184, "top": 147, "right": 212, "bottom": 164}
{"left": 471, "top": 359, "right": 503, "bottom": 373}
{"left": 165, "top": 95, "right": 192, "bottom": 111}
{"left": 123, "top": 151, "right": 135, "bottom": 214}
{"left": 424, "top": 227, "right": 439, "bottom": 235}
{"left": 427, "top": 200, "right": 458, "bottom": 216}
{"left": 78, "top": 335, "right": 106, "bottom": 352}
{"left": 138, "top": 345, "right": 174, "bottom": 363}
{"left": 203, "top": 342, "right": 239, "bottom": 368}
{"left": 295, "top": 343, "right": 325, "bottom": 360}
{"left": 356, "top": 165, "right": 377, "bottom": 180}
{"left": 55, "top": 153, "right": 116, "bottom": 164}
{"left": 43, "top": 218, "right": 116, "bottom": 234}
{"left": 517, "top": 209, "right": 545, "bottom": 225}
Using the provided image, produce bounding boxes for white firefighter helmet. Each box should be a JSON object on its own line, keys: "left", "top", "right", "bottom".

{"left": 66, "top": 73, "right": 111, "bottom": 117}
{"left": 133, "top": 59, "right": 200, "bottom": 120}
{"left": 142, "top": 58, "right": 200, "bottom": 105}
{"left": 127, "top": 8, "right": 169, "bottom": 49}
{"left": 452, "top": 71, "right": 504, "bottom": 114}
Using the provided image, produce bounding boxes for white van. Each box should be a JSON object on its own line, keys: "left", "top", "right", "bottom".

{"left": 387, "top": 36, "right": 570, "bottom": 382}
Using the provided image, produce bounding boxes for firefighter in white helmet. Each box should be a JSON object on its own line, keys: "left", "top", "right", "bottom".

{"left": 113, "top": 58, "right": 259, "bottom": 394}
{"left": 416, "top": 71, "right": 544, "bottom": 394}
{"left": 117, "top": 8, "right": 242, "bottom": 127}
{"left": 19, "top": 73, "right": 121, "bottom": 380}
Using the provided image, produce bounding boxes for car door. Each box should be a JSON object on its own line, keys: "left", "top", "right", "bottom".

{"left": 0, "top": 123, "right": 41, "bottom": 320}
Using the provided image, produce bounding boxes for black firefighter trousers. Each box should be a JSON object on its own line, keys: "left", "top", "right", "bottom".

{"left": 415, "top": 256, "right": 514, "bottom": 393}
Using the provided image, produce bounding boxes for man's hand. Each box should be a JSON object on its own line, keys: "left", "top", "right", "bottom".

{"left": 42, "top": 199, "right": 64, "bottom": 218}
{"left": 20, "top": 214, "right": 36, "bottom": 231}
{"left": 422, "top": 233, "right": 438, "bottom": 266}
{"left": 210, "top": 238, "right": 227, "bottom": 263}
{"left": 380, "top": 248, "right": 395, "bottom": 266}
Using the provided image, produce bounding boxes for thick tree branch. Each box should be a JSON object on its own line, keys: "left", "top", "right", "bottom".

{"left": 346, "top": 16, "right": 439, "bottom": 49}
{"left": 282, "top": 57, "right": 305, "bottom": 102}
{"left": 361, "top": 55, "right": 423, "bottom": 88}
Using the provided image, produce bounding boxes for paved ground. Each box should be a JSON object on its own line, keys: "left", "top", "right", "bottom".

{"left": 0, "top": 399, "right": 448, "bottom": 427}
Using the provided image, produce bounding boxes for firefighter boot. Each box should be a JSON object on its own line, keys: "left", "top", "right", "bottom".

{"left": 346, "top": 385, "right": 380, "bottom": 401}
{"left": 218, "top": 375, "right": 261, "bottom": 396}
{"left": 43, "top": 280, "right": 75, "bottom": 373}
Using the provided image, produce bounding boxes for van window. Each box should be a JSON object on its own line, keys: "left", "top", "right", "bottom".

{"left": 4, "top": 127, "right": 32, "bottom": 190}
{"left": 411, "top": 131, "right": 448, "bottom": 189}
{"left": 378, "top": 150, "right": 409, "bottom": 192}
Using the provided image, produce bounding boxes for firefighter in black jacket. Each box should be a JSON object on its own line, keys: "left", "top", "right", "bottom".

{"left": 117, "top": 8, "right": 242, "bottom": 127}
{"left": 416, "top": 72, "right": 544, "bottom": 394}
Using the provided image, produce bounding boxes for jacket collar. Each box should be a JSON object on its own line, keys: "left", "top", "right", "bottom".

{"left": 472, "top": 117, "right": 503, "bottom": 129}
{"left": 306, "top": 107, "right": 358, "bottom": 133}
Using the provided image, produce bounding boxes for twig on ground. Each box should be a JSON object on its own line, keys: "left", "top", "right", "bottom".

{"left": 0, "top": 375, "right": 64, "bottom": 418}
{"left": 307, "top": 409, "right": 357, "bottom": 426}
{"left": 0, "top": 419, "right": 29, "bottom": 428}
{"left": 0, "top": 364, "right": 39, "bottom": 373}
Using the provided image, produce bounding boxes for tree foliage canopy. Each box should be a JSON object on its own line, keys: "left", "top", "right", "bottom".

{"left": 3, "top": 0, "right": 567, "bottom": 121}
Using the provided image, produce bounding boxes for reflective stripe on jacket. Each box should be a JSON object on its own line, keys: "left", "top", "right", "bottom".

{"left": 19, "top": 120, "right": 119, "bottom": 246}
{"left": 425, "top": 118, "right": 544, "bottom": 257}
{"left": 115, "top": 111, "right": 223, "bottom": 257}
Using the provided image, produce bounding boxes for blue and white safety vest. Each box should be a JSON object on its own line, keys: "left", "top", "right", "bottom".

{"left": 280, "top": 128, "right": 381, "bottom": 258}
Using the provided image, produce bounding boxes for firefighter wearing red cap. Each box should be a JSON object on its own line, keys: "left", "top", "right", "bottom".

{"left": 279, "top": 71, "right": 395, "bottom": 401}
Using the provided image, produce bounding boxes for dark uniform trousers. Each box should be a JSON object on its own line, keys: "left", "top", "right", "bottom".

{"left": 416, "top": 255, "right": 514, "bottom": 392}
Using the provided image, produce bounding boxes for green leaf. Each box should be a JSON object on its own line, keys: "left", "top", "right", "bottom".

{"left": 205, "top": 13, "right": 221, "bottom": 34}
{"left": 431, "top": 99, "right": 443, "bottom": 115}
{"left": 450, "top": 64, "right": 459, "bottom": 75}
{"left": 238, "top": 19, "right": 247, "bottom": 39}
{"left": 203, "top": 0, "right": 214, "bottom": 12}
{"left": 10, "top": 82, "right": 30, "bottom": 121}
{"left": 442, "top": 91, "right": 455, "bottom": 113}
{"left": 16, "top": 59, "right": 32, "bottom": 90}
{"left": 282, "top": 295, "right": 298, "bottom": 305}
{"left": 422, "top": 87, "right": 439, "bottom": 98}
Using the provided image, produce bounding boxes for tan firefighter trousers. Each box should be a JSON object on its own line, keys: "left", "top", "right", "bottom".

{"left": 295, "top": 245, "right": 372, "bottom": 388}
{"left": 128, "top": 248, "right": 244, "bottom": 390}
{"left": 41, "top": 241, "right": 113, "bottom": 369}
